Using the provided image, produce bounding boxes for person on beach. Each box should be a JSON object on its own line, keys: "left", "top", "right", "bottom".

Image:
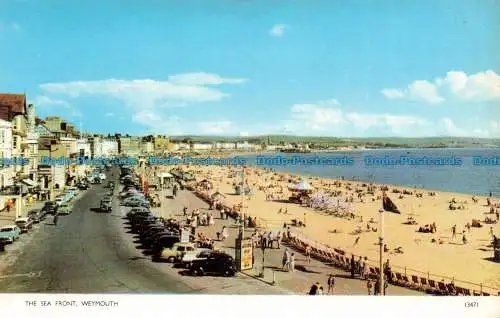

{"left": 183, "top": 206, "right": 187, "bottom": 217}
{"left": 327, "top": 274, "right": 335, "bottom": 294}
{"left": 452, "top": 225, "right": 456, "bottom": 239}
{"left": 290, "top": 253, "right": 296, "bottom": 272}
{"left": 354, "top": 236, "right": 360, "bottom": 246}
{"left": 462, "top": 233, "right": 467, "bottom": 245}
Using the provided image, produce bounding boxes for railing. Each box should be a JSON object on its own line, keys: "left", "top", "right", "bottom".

{"left": 286, "top": 229, "right": 500, "bottom": 296}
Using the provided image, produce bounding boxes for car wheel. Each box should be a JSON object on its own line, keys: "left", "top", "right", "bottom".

{"left": 223, "top": 269, "right": 234, "bottom": 277}
{"left": 194, "top": 267, "right": 204, "bottom": 276}
{"left": 167, "top": 256, "right": 176, "bottom": 263}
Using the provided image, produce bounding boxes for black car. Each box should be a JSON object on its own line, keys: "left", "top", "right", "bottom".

{"left": 27, "top": 209, "right": 45, "bottom": 223}
{"left": 100, "top": 199, "right": 112, "bottom": 213}
{"left": 190, "top": 253, "right": 236, "bottom": 277}
{"left": 42, "top": 201, "right": 58, "bottom": 215}
{"left": 151, "top": 235, "right": 180, "bottom": 257}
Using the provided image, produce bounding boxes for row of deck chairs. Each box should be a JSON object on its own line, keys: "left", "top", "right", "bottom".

{"left": 285, "top": 235, "right": 498, "bottom": 296}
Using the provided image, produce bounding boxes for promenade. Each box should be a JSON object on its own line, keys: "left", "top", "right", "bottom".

{"left": 152, "top": 188, "right": 423, "bottom": 295}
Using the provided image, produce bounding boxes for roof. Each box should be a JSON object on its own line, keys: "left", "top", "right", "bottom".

{"left": 0, "top": 94, "right": 26, "bottom": 121}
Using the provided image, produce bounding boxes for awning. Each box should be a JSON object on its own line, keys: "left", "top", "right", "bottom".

{"left": 158, "top": 172, "right": 173, "bottom": 178}
{"left": 21, "top": 179, "right": 37, "bottom": 187}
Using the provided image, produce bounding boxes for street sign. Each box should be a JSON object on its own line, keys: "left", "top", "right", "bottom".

{"left": 180, "top": 229, "right": 190, "bottom": 243}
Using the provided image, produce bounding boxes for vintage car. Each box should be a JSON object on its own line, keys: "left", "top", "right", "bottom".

{"left": 58, "top": 203, "right": 73, "bottom": 215}
{"left": 0, "top": 225, "right": 21, "bottom": 243}
{"left": 156, "top": 242, "right": 196, "bottom": 263}
{"left": 15, "top": 217, "right": 34, "bottom": 233}
{"left": 100, "top": 199, "right": 112, "bottom": 213}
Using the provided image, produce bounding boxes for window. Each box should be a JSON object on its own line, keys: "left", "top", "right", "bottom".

{"left": 177, "top": 246, "right": 185, "bottom": 252}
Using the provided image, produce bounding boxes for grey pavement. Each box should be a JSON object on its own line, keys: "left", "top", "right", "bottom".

{"left": 159, "top": 189, "right": 424, "bottom": 295}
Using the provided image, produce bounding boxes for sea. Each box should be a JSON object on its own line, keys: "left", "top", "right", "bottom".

{"left": 240, "top": 148, "right": 500, "bottom": 196}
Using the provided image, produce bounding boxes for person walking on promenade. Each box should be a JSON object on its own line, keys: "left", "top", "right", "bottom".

{"left": 384, "top": 259, "right": 392, "bottom": 283}
{"left": 282, "top": 248, "right": 290, "bottom": 271}
{"left": 350, "top": 255, "right": 356, "bottom": 278}
{"left": 290, "top": 253, "right": 296, "bottom": 272}
{"left": 327, "top": 274, "right": 335, "bottom": 294}
{"left": 305, "top": 245, "right": 311, "bottom": 263}
{"left": 452, "top": 225, "right": 456, "bottom": 239}
{"left": 367, "top": 279, "right": 373, "bottom": 295}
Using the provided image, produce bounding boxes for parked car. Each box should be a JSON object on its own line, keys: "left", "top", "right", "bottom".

{"left": 27, "top": 209, "right": 45, "bottom": 223}
{"left": 43, "top": 201, "right": 58, "bottom": 215}
{"left": 190, "top": 252, "right": 236, "bottom": 277}
{"left": 181, "top": 249, "right": 213, "bottom": 268}
{"left": 15, "top": 217, "right": 34, "bottom": 233}
{"left": 151, "top": 235, "right": 181, "bottom": 256}
{"left": 58, "top": 203, "right": 73, "bottom": 215}
{"left": 126, "top": 207, "right": 150, "bottom": 218}
{"left": 99, "top": 173, "right": 106, "bottom": 180}
{"left": 123, "top": 198, "right": 150, "bottom": 208}
{"left": 100, "top": 199, "right": 112, "bottom": 213}
{"left": 0, "top": 225, "right": 21, "bottom": 243}
{"left": 155, "top": 242, "right": 197, "bottom": 262}
{"left": 77, "top": 181, "right": 88, "bottom": 190}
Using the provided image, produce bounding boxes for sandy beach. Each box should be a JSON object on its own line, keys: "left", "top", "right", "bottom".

{"left": 157, "top": 164, "right": 500, "bottom": 293}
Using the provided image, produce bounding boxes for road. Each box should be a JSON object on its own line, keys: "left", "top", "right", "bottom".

{"left": 0, "top": 167, "right": 288, "bottom": 294}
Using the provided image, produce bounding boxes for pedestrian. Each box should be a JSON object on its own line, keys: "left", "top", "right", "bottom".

{"left": 327, "top": 274, "right": 335, "bottom": 294}
{"left": 384, "top": 259, "right": 392, "bottom": 283}
{"left": 290, "top": 253, "right": 295, "bottom": 272}
{"left": 282, "top": 248, "right": 290, "bottom": 270}
{"left": 452, "top": 225, "right": 456, "bottom": 239}
{"left": 367, "top": 279, "right": 373, "bottom": 295}
{"left": 384, "top": 278, "right": 388, "bottom": 295}
{"left": 350, "top": 255, "right": 356, "bottom": 278}
{"left": 305, "top": 245, "right": 311, "bottom": 263}
{"left": 374, "top": 277, "right": 380, "bottom": 295}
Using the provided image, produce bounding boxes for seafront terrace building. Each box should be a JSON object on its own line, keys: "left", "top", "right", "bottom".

{"left": 0, "top": 119, "right": 14, "bottom": 188}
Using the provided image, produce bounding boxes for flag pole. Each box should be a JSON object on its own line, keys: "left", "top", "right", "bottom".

{"left": 378, "top": 208, "right": 385, "bottom": 295}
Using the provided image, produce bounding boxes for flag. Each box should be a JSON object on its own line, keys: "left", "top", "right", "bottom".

{"left": 382, "top": 192, "right": 400, "bottom": 214}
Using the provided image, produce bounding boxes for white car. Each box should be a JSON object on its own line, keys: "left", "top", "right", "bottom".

{"left": 54, "top": 196, "right": 66, "bottom": 206}
{"left": 99, "top": 173, "right": 106, "bottom": 180}
{"left": 180, "top": 249, "right": 212, "bottom": 268}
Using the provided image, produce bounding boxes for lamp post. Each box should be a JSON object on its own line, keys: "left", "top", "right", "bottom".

{"left": 378, "top": 209, "right": 385, "bottom": 295}
{"left": 259, "top": 236, "right": 266, "bottom": 278}
{"left": 239, "top": 167, "right": 245, "bottom": 239}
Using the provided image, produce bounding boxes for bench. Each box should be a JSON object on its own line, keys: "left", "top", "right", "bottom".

{"left": 462, "top": 288, "right": 471, "bottom": 296}
{"left": 437, "top": 281, "right": 448, "bottom": 295}
{"left": 472, "top": 291, "right": 481, "bottom": 296}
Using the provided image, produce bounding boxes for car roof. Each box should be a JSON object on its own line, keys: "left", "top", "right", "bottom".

{"left": 1, "top": 225, "right": 17, "bottom": 229}
{"left": 15, "top": 217, "right": 29, "bottom": 222}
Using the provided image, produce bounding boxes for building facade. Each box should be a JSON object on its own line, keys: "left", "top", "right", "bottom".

{"left": 0, "top": 119, "right": 14, "bottom": 188}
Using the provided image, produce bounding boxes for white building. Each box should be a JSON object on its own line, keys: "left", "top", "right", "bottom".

{"left": 59, "top": 137, "right": 78, "bottom": 155}
{"left": 236, "top": 141, "right": 253, "bottom": 150}
{"left": 0, "top": 119, "right": 14, "bottom": 188}
{"left": 141, "top": 141, "right": 154, "bottom": 154}
{"left": 76, "top": 138, "right": 91, "bottom": 157}
{"left": 214, "top": 142, "right": 236, "bottom": 150}
{"left": 191, "top": 143, "right": 212, "bottom": 151}
{"left": 101, "top": 139, "right": 119, "bottom": 157}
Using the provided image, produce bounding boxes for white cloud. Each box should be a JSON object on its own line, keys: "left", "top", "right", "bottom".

{"left": 382, "top": 70, "right": 500, "bottom": 103}
{"left": 198, "top": 121, "right": 232, "bottom": 134}
{"left": 39, "top": 72, "right": 247, "bottom": 111}
{"left": 269, "top": 24, "right": 287, "bottom": 37}
{"left": 381, "top": 89, "right": 404, "bottom": 99}
{"left": 437, "top": 70, "right": 500, "bottom": 101}
{"left": 168, "top": 72, "right": 247, "bottom": 86}
{"left": 33, "top": 95, "right": 70, "bottom": 108}
{"left": 105, "top": 112, "right": 115, "bottom": 117}
{"left": 239, "top": 132, "right": 250, "bottom": 137}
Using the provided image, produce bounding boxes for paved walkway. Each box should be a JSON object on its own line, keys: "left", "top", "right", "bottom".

{"left": 152, "top": 189, "right": 424, "bottom": 295}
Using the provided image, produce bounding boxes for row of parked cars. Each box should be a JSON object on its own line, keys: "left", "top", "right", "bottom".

{"left": 120, "top": 167, "right": 237, "bottom": 277}
{"left": 0, "top": 185, "right": 84, "bottom": 250}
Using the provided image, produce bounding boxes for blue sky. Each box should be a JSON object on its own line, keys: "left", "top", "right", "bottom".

{"left": 0, "top": 0, "right": 499, "bottom": 137}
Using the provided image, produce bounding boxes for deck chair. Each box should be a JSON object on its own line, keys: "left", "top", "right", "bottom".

{"left": 411, "top": 275, "right": 419, "bottom": 285}
{"left": 402, "top": 275, "right": 411, "bottom": 287}
{"left": 395, "top": 272, "right": 404, "bottom": 285}
{"left": 446, "top": 284, "right": 457, "bottom": 295}
{"left": 462, "top": 288, "right": 471, "bottom": 296}
{"left": 482, "top": 292, "right": 490, "bottom": 296}
{"left": 472, "top": 291, "right": 481, "bottom": 296}
{"left": 437, "top": 282, "right": 448, "bottom": 295}
{"left": 428, "top": 280, "right": 438, "bottom": 294}
{"left": 455, "top": 286, "right": 463, "bottom": 295}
